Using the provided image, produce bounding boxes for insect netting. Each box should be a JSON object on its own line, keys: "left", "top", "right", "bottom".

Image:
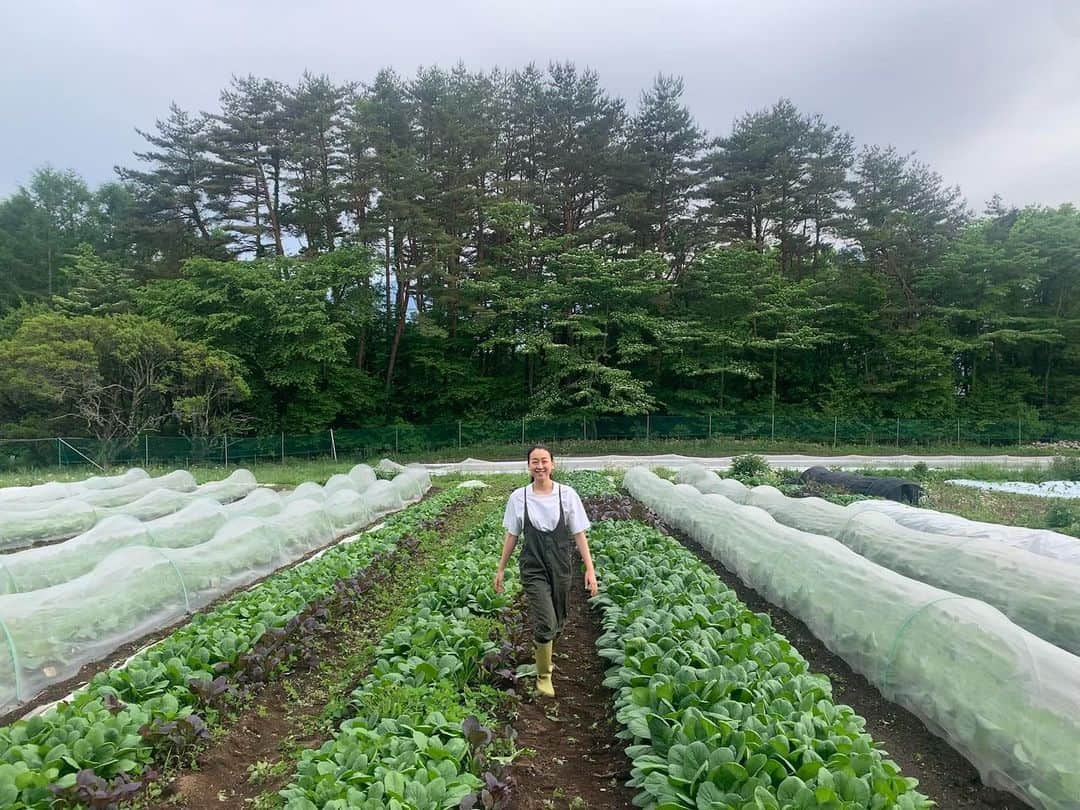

{"left": 0, "top": 470, "right": 257, "bottom": 551}
{"left": 1, "top": 470, "right": 197, "bottom": 513}
{"left": 0, "top": 468, "right": 150, "bottom": 507}
{"left": 675, "top": 464, "right": 1080, "bottom": 656}
{"left": 626, "top": 466, "right": 1080, "bottom": 810}
{"left": 0, "top": 464, "right": 429, "bottom": 714}
{"left": 848, "top": 498, "right": 1080, "bottom": 565}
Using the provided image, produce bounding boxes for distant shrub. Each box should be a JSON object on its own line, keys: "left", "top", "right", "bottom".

{"left": 727, "top": 453, "right": 784, "bottom": 486}
{"left": 1046, "top": 503, "right": 1079, "bottom": 529}
{"left": 1048, "top": 456, "right": 1080, "bottom": 481}
{"left": 730, "top": 453, "right": 771, "bottom": 480}
{"left": 911, "top": 461, "right": 930, "bottom": 480}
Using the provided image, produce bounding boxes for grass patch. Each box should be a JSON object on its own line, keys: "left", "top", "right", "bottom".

{"left": 923, "top": 484, "right": 1080, "bottom": 537}
{"left": 2, "top": 435, "right": 1075, "bottom": 489}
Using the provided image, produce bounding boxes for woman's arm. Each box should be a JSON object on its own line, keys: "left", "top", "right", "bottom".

{"left": 573, "top": 531, "right": 599, "bottom": 597}
{"left": 493, "top": 532, "right": 518, "bottom": 593}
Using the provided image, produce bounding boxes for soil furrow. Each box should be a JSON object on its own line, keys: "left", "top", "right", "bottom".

{"left": 510, "top": 563, "right": 637, "bottom": 810}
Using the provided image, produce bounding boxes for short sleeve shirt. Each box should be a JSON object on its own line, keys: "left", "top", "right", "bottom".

{"left": 503, "top": 483, "right": 591, "bottom": 536}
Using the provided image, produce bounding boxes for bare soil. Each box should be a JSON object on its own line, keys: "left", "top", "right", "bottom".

{"left": 509, "top": 574, "right": 637, "bottom": 810}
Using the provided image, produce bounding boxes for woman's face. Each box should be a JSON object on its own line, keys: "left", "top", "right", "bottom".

{"left": 528, "top": 449, "right": 554, "bottom": 483}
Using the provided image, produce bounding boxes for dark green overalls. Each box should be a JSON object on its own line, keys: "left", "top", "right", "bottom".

{"left": 519, "top": 485, "right": 573, "bottom": 644}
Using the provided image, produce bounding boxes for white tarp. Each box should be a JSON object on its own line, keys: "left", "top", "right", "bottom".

{"left": 944, "top": 479, "right": 1080, "bottom": 499}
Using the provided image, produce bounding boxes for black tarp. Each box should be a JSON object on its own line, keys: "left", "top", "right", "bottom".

{"left": 799, "top": 466, "right": 924, "bottom": 504}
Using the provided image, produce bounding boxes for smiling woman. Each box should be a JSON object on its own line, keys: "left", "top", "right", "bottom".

{"left": 492, "top": 444, "right": 598, "bottom": 698}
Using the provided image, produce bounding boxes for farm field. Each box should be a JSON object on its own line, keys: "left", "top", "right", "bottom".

{"left": 0, "top": 461, "right": 1076, "bottom": 808}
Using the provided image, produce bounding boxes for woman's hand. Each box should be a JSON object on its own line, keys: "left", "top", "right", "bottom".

{"left": 493, "top": 568, "right": 505, "bottom": 593}
{"left": 584, "top": 567, "right": 598, "bottom": 598}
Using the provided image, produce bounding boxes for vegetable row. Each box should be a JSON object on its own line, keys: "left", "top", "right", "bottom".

{"left": 0, "top": 465, "right": 430, "bottom": 714}
{"left": 280, "top": 503, "right": 516, "bottom": 810}
{"left": 628, "top": 466, "right": 1080, "bottom": 810}
{"left": 0, "top": 484, "right": 471, "bottom": 809}
{"left": 589, "top": 518, "right": 929, "bottom": 809}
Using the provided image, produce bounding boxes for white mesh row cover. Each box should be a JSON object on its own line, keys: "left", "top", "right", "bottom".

{"left": 675, "top": 465, "right": 1080, "bottom": 566}
{"left": 0, "top": 464, "right": 430, "bottom": 713}
{"left": 676, "top": 465, "right": 1080, "bottom": 656}
{"left": 376, "top": 457, "right": 407, "bottom": 475}
{"left": 625, "top": 467, "right": 1080, "bottom": 810}
{"left": 2, "top": 470, "right": 196, "bottom": 513}
{"left": 0, "top": 468, "right": 149, "bottom": 506}
{"left": 224, "top": 487, "right": 284, "bottom": 518}
{"left": 0, "top": 470, "right": 254, "bottom": 551}
{"left": 0, "top": 469, "right": 393, "bottom": 596}
{"left": 847, "top": 498, "right": 1080, "bottom": 565}
{"left": 0, "top": 489, "right": 286, "bottom": 596}
{"left": 348, "top": 463, "right": 377, "bottom": 490}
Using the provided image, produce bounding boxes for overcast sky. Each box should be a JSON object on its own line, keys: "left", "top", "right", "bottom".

{"left": 3, "top": 0, "right": 1079, "bottom": 211}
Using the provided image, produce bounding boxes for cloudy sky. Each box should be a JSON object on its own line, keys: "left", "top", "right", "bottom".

{"left": 3, "top": 0, "right": 1078, "bottom": 210}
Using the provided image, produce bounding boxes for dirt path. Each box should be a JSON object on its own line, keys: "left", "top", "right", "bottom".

{"left": 510, "top": 569, "right": 637, "bottom": 810}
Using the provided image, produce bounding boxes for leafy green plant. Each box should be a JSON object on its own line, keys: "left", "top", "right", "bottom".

{"left": 280, "top": 509, "right": 518, "bottom": 809}
{"left": 589, "top": 519, "right": 930, "bottom": 809}
{"left": 0, "top": 488, "right": 472, "bottom": 809}
{"left": 1049, "top": 456, "right": 1080, "bottom": 481}
{"left": 728, "top": 454, "right": 781, "bottom": 486}
{"left": 1045, "top": 503, "right": 1078, "bottom": 529}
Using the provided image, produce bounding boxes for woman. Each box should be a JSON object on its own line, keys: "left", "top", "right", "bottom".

{"left": 493, "top": 445, "right": 598, "bottom": 698}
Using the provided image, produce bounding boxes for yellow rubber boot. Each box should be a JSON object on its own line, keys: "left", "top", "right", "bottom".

{"left": 535, "top": 641, "right": 555, "bottom": 697}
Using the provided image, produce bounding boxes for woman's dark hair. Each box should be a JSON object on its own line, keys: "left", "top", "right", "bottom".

{"left": 526, "top": 444, "right": 554, "bottom": 482}
{"left": 525, "top": 444, "right": 553, "bottom": 462}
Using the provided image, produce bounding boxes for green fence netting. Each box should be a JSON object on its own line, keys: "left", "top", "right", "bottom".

{"left": 2, "top": 413, "right": 1079, "bottom": 470}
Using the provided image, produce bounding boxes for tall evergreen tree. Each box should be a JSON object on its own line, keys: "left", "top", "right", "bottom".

{"left": 615, "top": 74, "right": 706, "bottom": 272}
{"left": 210, "top": 75, "right": 288, "bottom": 257}
{"left": 119, "top": 104, "right": 228, "bottom": 267}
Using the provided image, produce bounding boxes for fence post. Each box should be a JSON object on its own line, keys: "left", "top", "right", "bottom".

{"left": 957, "top": 418, "right": 961, "bottom": 445}
{"left": 1018, "top": 416, "right": 1022, "bottom": 448}
{"left": 771, "top": 410, "right": 776, "bottom": 442}
{"left": 896, "top": 417, "right": 900, "bottom": 448}
{"left": 330, "top": 428, "right": 338, "bottom": 462}
{"left": 281, "top": 432, "right": 285, "bottom": 464}
{"left": 145, "top": 434, "right": 149, "bottom": 468}
{"left": 646, "top": 413, "right": 650, "bottom": 441}
{"left": 833, "top": 416, "right": 838, "bottom": 448}
{"left": 708, "top": 413, "right": 712, "bottom": 440}
{"left": 458, "top": 421, "right": 462, "bottom": 449}
{"left": 522, "top": 416, "right": 526, "bottom": 444}
{"left": 582, "top": 417, "right": 586, "bottom": 440}
{"left": 395, "top": 426, "right": 399, "bottom": 455}
{"left": 57, "top": 437, "right": 62, "bottom": 467}
{"left": 224, "top": 434, "right": 229, "bottom": 467}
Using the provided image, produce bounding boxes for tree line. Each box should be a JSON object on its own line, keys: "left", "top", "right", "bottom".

{"left": 1, "top": 63, "right": 1078, "bottom": 445}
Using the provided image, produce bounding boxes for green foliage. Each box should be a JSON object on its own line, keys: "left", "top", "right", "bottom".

{"left": 281, "top": 508, "right": 514, "bottom": 809}
{"left": 0, "top": 311, "right": 248, "bottom": 449}
{"left": 1, "top": 68, "right": 1080, "bottom": 433}
{"left": 1049, "top": 456, "right": 1080, "bottom": 481}
{"left": 590, "top": 520, "right": 930, "bottom": 809}
{"left": 728, "top": 454, "right": 772, "bottom": 481}
{"left": 0, "top": 489, "right": 470, "bottom": 809}
{"left": 1045, "top": 503, "right": 1079, "bottom": 529}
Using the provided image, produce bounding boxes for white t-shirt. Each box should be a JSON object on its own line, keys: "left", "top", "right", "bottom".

{"left": 503, "top": 483, "right": 591, "bottom": 537}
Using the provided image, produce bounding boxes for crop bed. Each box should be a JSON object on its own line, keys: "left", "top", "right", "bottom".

{"left": 589, "top": 518, "right": 929, "bottom": 809}
{"left": 0, "top": 486, "right": 471, "bottom": 809}
{"left": 279, "top": 502, "right": 519, "bottom": 809}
